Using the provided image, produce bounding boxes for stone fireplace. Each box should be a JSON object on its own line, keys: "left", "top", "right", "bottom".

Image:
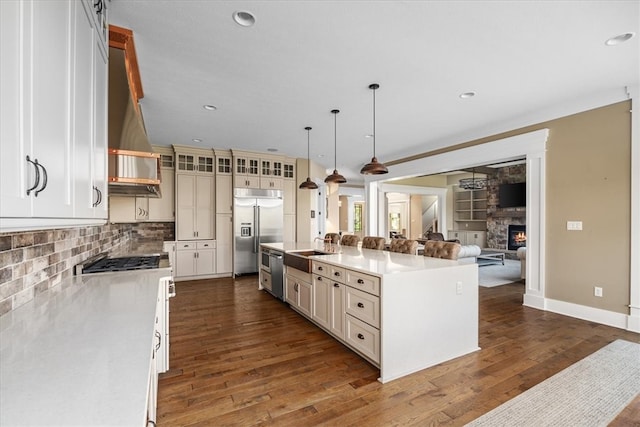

{"left": 485, "top": 163, "right": 526, "bottom": 258}
{"left": 508, "top": 224, "right": 526, "bottom": 250}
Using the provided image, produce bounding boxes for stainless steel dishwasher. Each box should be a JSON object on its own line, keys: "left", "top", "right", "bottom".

{"left": 268, "top": 249, "right": 284, "bottom": 301}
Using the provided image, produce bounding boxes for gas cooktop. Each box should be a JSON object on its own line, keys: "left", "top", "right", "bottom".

{"left": 79, "top": 255, "right": 161, "bottom": 274}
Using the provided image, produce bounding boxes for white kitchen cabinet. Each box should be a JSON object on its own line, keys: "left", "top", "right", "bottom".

{"left": 260, "top": 177, "right": 283, "bottom": 190}
{"left": 285, "top": 269, "right": 312, "bottom": 318}
{"left": 446, "top": 230, "right": 486, "bottom": 248}
{"left": 283, "top": 214, "right": 296, "bottom": 242}
{"left": 283, "top": 179, "right": 296, "bottom": 215}
{"left": 233, "top": 154, "right": 260, "bottom": 189}
{"left": 312, "top": 274, "right": 331, "bottom": 330}
{"left": 163, "top": 241, "right": 176, "bottom": 271}
{"left": 175, "top": 240, "right": 216, "bottom": 279}
{"left": 215, "top": 175, "right": 232, "bottom": 215}
{"left": 0, "top": 0, "right": 108, "bottom": 230}
{"left": 109, "top": 196, "right": 150, "bottom": 222}
{"left": 176, "top": 174, "right": 214, "bottom": 240}
{"left": 215, "top": 213, "right": 233, "bottom": 275}
{"left": 330, "top": 282, "right": 346, "bottom": 339}
{"left": 148, "top": 166, "right": 175, "bottom": 221}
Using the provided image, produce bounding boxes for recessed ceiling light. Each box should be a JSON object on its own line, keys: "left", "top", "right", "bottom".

{"left": 192, "top": 138, "right": 202, "bottom": 143}
{"left": 459, "top": 91, "right": 476, "bottom": 99}
{"left": 267, "top": 148, "right": 278, "bottom": 152}
{"left": 203, "top": 104, "right": 217, "bottom": 111}
{"left": 605, "top": 32, "right": 635, "bottom": 46}
{"left": 233, "top": 11, "right": 256, "bottom": 27}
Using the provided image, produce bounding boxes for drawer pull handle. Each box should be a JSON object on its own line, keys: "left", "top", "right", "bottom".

{"left": 357, "top": 279, "right": 364, "bottom": 284}
{"left": 357, "top": 333, "right": 365, "bottom": 340}
{"left": 317, "top": 276, "right": 322, "bottom": 281}
{"left": 334, "top": 272, "right": 341, "bottom": 277}
{"left": 333, "top": 283, "right": 339, "bottom": 288}
{"left": 318, "top": 266, "right": 323, "bottom": 271}
{"left": 357, "top": 302, "right": 364, "bottom": 308}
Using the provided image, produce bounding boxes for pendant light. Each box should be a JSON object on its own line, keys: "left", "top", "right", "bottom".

{"left": 299, "top": 126, "right": 318, "bottom": 190}
{"left": 325, "top": 109, "right": 347, "bottom": 184}
{"left": 360, "top": 83, "right": 388, "bottom": 175}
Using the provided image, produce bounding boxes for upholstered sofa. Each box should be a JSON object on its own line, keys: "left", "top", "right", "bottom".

{"left": 458, "top": 244, "right": 481, "bottom": 264}
{"left": 421, "top": 241, "right": 481, "bottom": 264}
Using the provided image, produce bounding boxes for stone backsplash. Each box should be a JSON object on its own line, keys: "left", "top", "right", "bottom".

{"left": 0, "top": 222, "right": 175, "bottom": 316}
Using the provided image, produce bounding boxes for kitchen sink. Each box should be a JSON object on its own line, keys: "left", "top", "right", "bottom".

{"left": 283, "top": 250, "right": 328, "bottom": 273}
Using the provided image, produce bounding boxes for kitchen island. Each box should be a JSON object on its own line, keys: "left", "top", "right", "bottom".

{"left": 261, "top": 241, "right": 479, "bottom": 383}
{"left": 0, "top": 268, "right": 171, "bottom": 426}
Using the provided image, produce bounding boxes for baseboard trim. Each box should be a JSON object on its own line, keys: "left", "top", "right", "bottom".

{"left": 544, "top": 298, "right": 629, "bottom": 330}
{"left": 523, "top": 293, "right": 545, "bottom": 309}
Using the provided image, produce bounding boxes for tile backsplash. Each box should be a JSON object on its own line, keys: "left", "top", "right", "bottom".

{"left": 0, "top": 222, "right": 175, "bottom": 316}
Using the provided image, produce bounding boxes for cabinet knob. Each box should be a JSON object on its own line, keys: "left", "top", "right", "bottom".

{"left": 318, "top": 266, "right": 323, "bottom": 271}
{"left": 357, "top": 333, "right": 365, "bottom": 340}
{"left": 333, "top": 283, "right": 339, "bottom": 288}
{"left": 357, "top": 279, "right": 364, "bottom": 284}
{"left": 357, "top": 302, "right": 364, "bottom": 308}
{"left": 334, "top": 271, "right": 341, "bottom": 277}
{"left": 316, "top": 276, "right": 322, "bottom": 281}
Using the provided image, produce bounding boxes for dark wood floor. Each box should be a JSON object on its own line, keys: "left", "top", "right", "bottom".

{"left": 157, "top": 276, "right": 640, "bottom": 426}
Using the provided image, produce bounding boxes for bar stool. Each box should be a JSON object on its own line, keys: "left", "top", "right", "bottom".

{"left": 423, "top": 241, "right": 461, "bottom": 260}
{"left": 340, "top": 234, "right": 360, "bottom": 247}
{"left": 361, "top": 236, "right": 385, "bottom": 250}
{"left": 388, "top": 239, "right": 418, "bottom": 254}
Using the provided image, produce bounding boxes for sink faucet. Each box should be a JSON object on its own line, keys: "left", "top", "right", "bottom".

{"left": 315, "top": 236, "right": 335, "bottom": 252}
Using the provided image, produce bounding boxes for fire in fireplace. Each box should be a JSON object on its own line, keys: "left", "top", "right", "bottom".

{"left": 508, "top": 225, "right": 526, "bottom": 250}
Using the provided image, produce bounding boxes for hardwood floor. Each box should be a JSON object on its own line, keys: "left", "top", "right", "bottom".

{"left": 157, "top": 277, "right": 640, "bottom": 426}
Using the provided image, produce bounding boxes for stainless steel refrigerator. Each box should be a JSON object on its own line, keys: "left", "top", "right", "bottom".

{"left": 234, "top": 188, "right": 284, "bottom": 275}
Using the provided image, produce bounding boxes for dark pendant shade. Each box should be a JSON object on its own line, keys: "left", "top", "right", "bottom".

{"left": 325, "top": 109, "right": 347, "bottom": 184}
{"left": 299, "top": 126, "right": 318, "bottom": 190}
{"left": 360, "top": 157, "right": 389, "bottom": 175}
{"left": 299, "top": 176, "right": 318, "bottom": 189}
{"left": 324, "top": 169, "right": 346, "bottom": 183}
{"left": 360, "top": 83, "right": 388, "bottom": 175}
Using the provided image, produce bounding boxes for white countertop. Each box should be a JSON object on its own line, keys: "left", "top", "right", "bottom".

{"left": 262, "top": 241, "right": 462, "bottom": 276}
{"left": 0, "top": 268, "right": 172, "bottom": 427}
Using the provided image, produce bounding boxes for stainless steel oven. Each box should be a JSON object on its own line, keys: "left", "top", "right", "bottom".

{"left": 260, "top": 248, "right": 271, "bottom": 273}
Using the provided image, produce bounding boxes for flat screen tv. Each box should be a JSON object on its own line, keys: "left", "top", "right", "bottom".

{"left": 499, "top": 182, "right": 526, "bottom": 208}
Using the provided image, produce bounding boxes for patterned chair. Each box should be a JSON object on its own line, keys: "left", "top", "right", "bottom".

{"left": 388, "top": 239, "right": 418, "bottom": 254}
{"left": 324, "top": 233, "right": 340, "bottom": 244}
{"left": 423, "top": 241, "right": 462, "bottom": 260}
{"left": 361, "top": 236, "right": 386, "bottom": 250}
{"left": 340, "top": 234, "right": 360, "bottom": 247}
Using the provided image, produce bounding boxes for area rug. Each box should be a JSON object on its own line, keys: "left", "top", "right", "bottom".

{"left": 478, "top": 259, "right": 521, "bottom": 287}
{"left": 466, "top": 339, "right": 640, "bottom": 427}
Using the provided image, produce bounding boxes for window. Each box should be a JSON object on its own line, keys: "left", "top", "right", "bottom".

{"left": 354, "top": 203, "right": 363, "bottom": 232}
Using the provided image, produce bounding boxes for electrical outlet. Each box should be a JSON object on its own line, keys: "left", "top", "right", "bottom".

{"left": 567, "top": 221, "right": 583, "bottom": 231}
{"left": 456, "top": 281, "right": 463, "bottom": 295}
{"left": 594, "top": 286, "right": 603, "bottom": 297}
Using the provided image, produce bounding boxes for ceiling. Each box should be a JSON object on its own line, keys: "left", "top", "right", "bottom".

{"left": 109, "top": 1, "right": 639, "bottom": 184}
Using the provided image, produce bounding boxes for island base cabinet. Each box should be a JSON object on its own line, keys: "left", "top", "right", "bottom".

{"left": 345, "top": 314, "right": 380, "bottom": 365}
{"left": 285, "top": 272, "right": 312, "bottom": 318}
{"left": 312, "top": 275, "right": 330, "bottom": 330}
{"left": 330, "top": 283, "right": 346, "bottom": 340}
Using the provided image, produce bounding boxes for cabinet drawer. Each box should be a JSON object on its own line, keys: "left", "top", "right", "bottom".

{"left": 312, "top": 261, "right": 331, "bottom": 277}
{"left": 345, "top": 314, "right": 380, "bottom": 364}
{"left": 345, "top": 287, "right": 380, "bottom": 328}
{"left": 197, "top": 240, "right": 216, "bottom": 249}
{"left": 177, "top": 242, "right": 196, "bottom": 250}
{"left": 261, "top": 270, "right": 272, "bottom": 291}
{"left": 328, "top": 265, "right": 346, "bottom": 283}
{"left": 345, "top": 270, "right": 380, "bottom": 296}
